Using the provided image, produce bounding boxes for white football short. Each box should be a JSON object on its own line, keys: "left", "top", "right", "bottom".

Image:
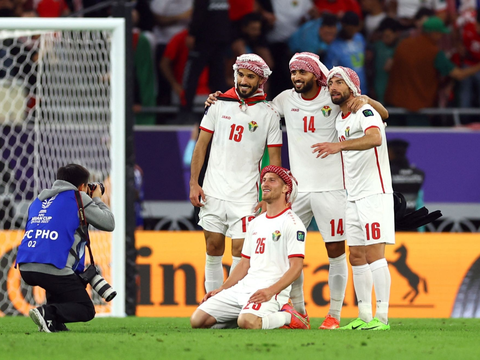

{"left": 345, "top": 193, "right": 395, "bottom": 246}
{"left": 292, "top": 190, "right": 347, "bottom": 242}
{"left": 198, "top": 282, "right": 289, "bottom": 324}
{"left": 198, "top": 196, "right": 256, "bottom": 239}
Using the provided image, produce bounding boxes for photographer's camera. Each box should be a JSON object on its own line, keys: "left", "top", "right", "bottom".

{"left": 79, "top": 265, "right": 117, "bottom": 302}
{"left": 87, "top": 182, "right": 105, "bottom": 196}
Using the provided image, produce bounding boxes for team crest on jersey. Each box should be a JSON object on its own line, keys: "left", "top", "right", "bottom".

{"left": 272, "top": 230, "right": 281, "bottom": 242}
{"left": 321, "top": 106, "right": 332, "bottom": 117}
{"left": 248, "top": 121, "right": 258, "bottom": 132}
{"left": 296, "top": 231, "right": 305, "bottom": 242}
{"left": 345, "top": 126, "right": 351, "bottom": 138}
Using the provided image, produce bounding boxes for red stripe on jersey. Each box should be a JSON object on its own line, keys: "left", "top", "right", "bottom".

{"left": 342, "top": 112, "right": 351, "bottom": 119}
{"left": 266, "top": 207, "right": 291, "bottom": 219}
{"left": 340, "top": 151, "right": 346, "bottom": 189}
{"left": 267, "top": 144, "right": 282, "bottom": 147}
{"left": 242, "top": 254, "right": 250, "bottom": 259}
{"left": 364, "top": 125, "right": 380, "bottom": 133}
{"left": 374, "top": 147, "right": 385, "bottom": 193}
{"left": 288, "top": 254, "right": 305, "bottom": 259}
{"left": 199, "top": 126, "right": 213, "bottom": 134}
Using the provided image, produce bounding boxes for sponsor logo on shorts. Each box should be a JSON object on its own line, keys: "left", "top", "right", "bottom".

{"left": 296, "top": 231, "right": 305, "bottom": 242}
{"left": 272, "top": 230, "right": 281, "bottom": 241}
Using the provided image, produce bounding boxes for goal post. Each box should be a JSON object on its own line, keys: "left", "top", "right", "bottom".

{"left": 0, "top": 18, "right": 126, "bottom": 317}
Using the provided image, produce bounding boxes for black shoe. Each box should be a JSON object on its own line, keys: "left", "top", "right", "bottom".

{"left": 55, "top": 323, "right": 70, "bottom": 332}
{"left": 29, "top": 306, "right": 56, "bottom": 333}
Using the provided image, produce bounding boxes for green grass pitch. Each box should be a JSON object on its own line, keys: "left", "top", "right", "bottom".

{"left": 1, "top": 317, "right": 479, "bottom": 360}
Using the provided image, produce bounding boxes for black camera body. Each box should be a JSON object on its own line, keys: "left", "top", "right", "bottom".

{"left": 87, "top": 182, "right": 105, "bottom": 196}
{"left": 79, "top": 264, "right": 117, "bottom": 302}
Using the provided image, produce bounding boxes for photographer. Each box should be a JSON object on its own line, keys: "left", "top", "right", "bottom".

{"left": 16, "top": 164, "right": 115, "bottom": 333}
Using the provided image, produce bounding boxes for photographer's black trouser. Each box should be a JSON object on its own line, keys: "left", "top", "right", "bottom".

{"left": 20, "top": 271, "right": 95, "bottom": 324}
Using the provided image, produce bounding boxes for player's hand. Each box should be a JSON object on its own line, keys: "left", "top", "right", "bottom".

{"left": 204, "top": 91, "right": 222, "bottom": 108}
{"left": 189, "top": 183, "right": 206, "bottom": 207}
{"left": 248, "top": 288, "right": 275, "bottom": 304}
{"left": 201, "top": 288, "right": 222, "bottom": 303}
{"left": 311, "top": 142, "right": 341, "bottom": 158}
{"left": 254, "top": 200, "right": 267, "bottom": 216}
{"left": 346, "top": 95, "right": 368, "bottom": 113}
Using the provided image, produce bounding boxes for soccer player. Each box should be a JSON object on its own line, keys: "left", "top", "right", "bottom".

{"left": 190, "top": 165, "right": 309, "bottom": 330}
{"left": 189, "top": 54, "right": 282, "bottom": 293}
{"left": 312, "top": 66, "right": 394, "bottom": 330}
{"left": 204, "top": 52, "right": 389, "bottom": 329}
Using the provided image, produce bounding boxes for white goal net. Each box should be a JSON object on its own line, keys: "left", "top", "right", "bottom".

{"left": 0, "top": 18, "right": 125, "bottom": 317}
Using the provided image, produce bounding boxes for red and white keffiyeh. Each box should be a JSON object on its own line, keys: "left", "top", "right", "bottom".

{"left": 289, "top": 52, "right": 329, "bottom": 87}
{"left": 261, "top": 165, "right": 298, "bottom": 205}
{"left": 327, "top": 66, "right": 362, "bottom": 96}
{"left": 233, "top": 54, "right": 272, "bottom": 90}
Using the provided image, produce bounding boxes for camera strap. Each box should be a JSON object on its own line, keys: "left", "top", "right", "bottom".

{"left": 73, "top": 190, "right": 95, "bottom": 266}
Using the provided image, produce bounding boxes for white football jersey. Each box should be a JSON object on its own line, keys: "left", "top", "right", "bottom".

{"left": 240, "top": 208, "right": 306, "bottom": 292}
{"left": 335, "top": 104, "right": 393, "bottom": 201}
{"left": 272, "top": 88, "right": 344, "bottom": 192}
{"left": 200, "top": 100, "right": 282, "bottom": 203}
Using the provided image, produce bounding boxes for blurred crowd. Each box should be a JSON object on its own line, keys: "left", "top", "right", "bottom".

{"left": 2, "top": 0, "right": 480, "bottom": 126}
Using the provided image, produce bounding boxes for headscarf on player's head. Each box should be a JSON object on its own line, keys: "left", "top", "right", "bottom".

{"left": 260, "top": 165, "right": 298, "bottom": 206}
{"left": 233, "top": 53, "right": 272, "bottom": 91}
{"left": 289, "top": 52, "right": 330, "bottom": 87}
{"left": 326, "top": 66, "right": 362, "bottom": 97}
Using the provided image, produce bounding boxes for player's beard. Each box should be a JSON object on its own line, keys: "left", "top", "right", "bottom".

{"left": 237, "top": 82, "right": 260, "bottom": 99}
{"left": 331, "top": 90, "right": 350, "bottom": 105}
{"left": 293, "top": 78, "right": 315, "bottom": 94}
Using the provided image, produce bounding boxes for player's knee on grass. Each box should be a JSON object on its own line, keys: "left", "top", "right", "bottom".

{"left": 190, "top": 309, "right": 216, "bottom": 329}
{"left": 237, "top": 314, "right": 262, "bottom": 329}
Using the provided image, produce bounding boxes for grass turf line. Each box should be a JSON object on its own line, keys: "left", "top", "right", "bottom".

{"left": 1, "top": 317, "right": 479, "bottom": 360}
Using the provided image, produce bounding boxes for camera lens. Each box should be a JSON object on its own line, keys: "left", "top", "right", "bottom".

{"left": 90, "top": 274, "right": 117, "bottom": 302}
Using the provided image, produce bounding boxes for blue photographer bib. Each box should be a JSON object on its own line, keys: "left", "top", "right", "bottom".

{"left": 16, "top": 190, "right": 81, "bottom": 270}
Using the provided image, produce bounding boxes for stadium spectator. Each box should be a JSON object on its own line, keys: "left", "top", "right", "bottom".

{"left": 150, "top": 0, "right": 193, "bottom": 105}
{"left": 258, "top": 0, "right": 317, "bottom": 97}
{"left": 160, "top": 29, "right": 210, "bottom": 110}
{"left": 360, "top": 0, "right": 388, "bottom": 41}
{"left": 180, "top": 0, "right": 230, "bottom": 123}
{"left": 369, "top": 17, "right": 401, "bottom": 103}
{"left": 16, "top": 164, "right": 115, "bottom": 333}
{"left": 34, "top": 0, "right": 70, "bottom": 17}
{"left": 313, "top": 66, "right": 394, "bottom": 330}
{"left": 313, "top": 0, "right": 362, "bottom": 18}
{"left": 190, "top": 165, "right": 309, "bottom": 330}
{"left": 132, "top": 9, "right": 157, "bottom": 125}
{"left": 231, "top": 12, "right": 273, "bottom": 70}
{"left": 189, "top": 54, "right": 282, "bottom": 293}
{"left": 288, "top": 12, "right": 339, "bottom": 62}
{"left": 385, "top": 16, "right": 480, "bottom": 125}
{"left": 204, "top": 52, "right": 389, "bottom": 329}
{"left": 459, "top": 11, "right": 480, "bottom": 109}
{"left": 324, "top": 11, "right": 368, "bottom": 94}
{"left": 386, "top": 0, "right": 447, "bottom": 28}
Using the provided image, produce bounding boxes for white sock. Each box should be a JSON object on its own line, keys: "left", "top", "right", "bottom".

{"left": 370, "top": 258, "right": 391, "bottom": 324}
{"left": 328, "top": 253, "right": 348, "bottom": 320}
{"left": 290, "top": 271, "right": 306, "bottom": 315}
{"left": 352, "top": 264, "right": 373, "bottom": 323}
{"left": 205, "top": 254, "right": 223, "bottom": 292}
{"left": 230, "top": 256, "right": 241, "bottom": 275}
{"left": 262, "top": 312, "right": 291, "bottom": 329}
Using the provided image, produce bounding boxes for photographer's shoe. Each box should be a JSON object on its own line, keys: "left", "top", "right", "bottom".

{"left": 29, "top": 306, "right": 56, "bottom": 333}
{"left": 55, "top": 323, "right": 70, "bottom": 332}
